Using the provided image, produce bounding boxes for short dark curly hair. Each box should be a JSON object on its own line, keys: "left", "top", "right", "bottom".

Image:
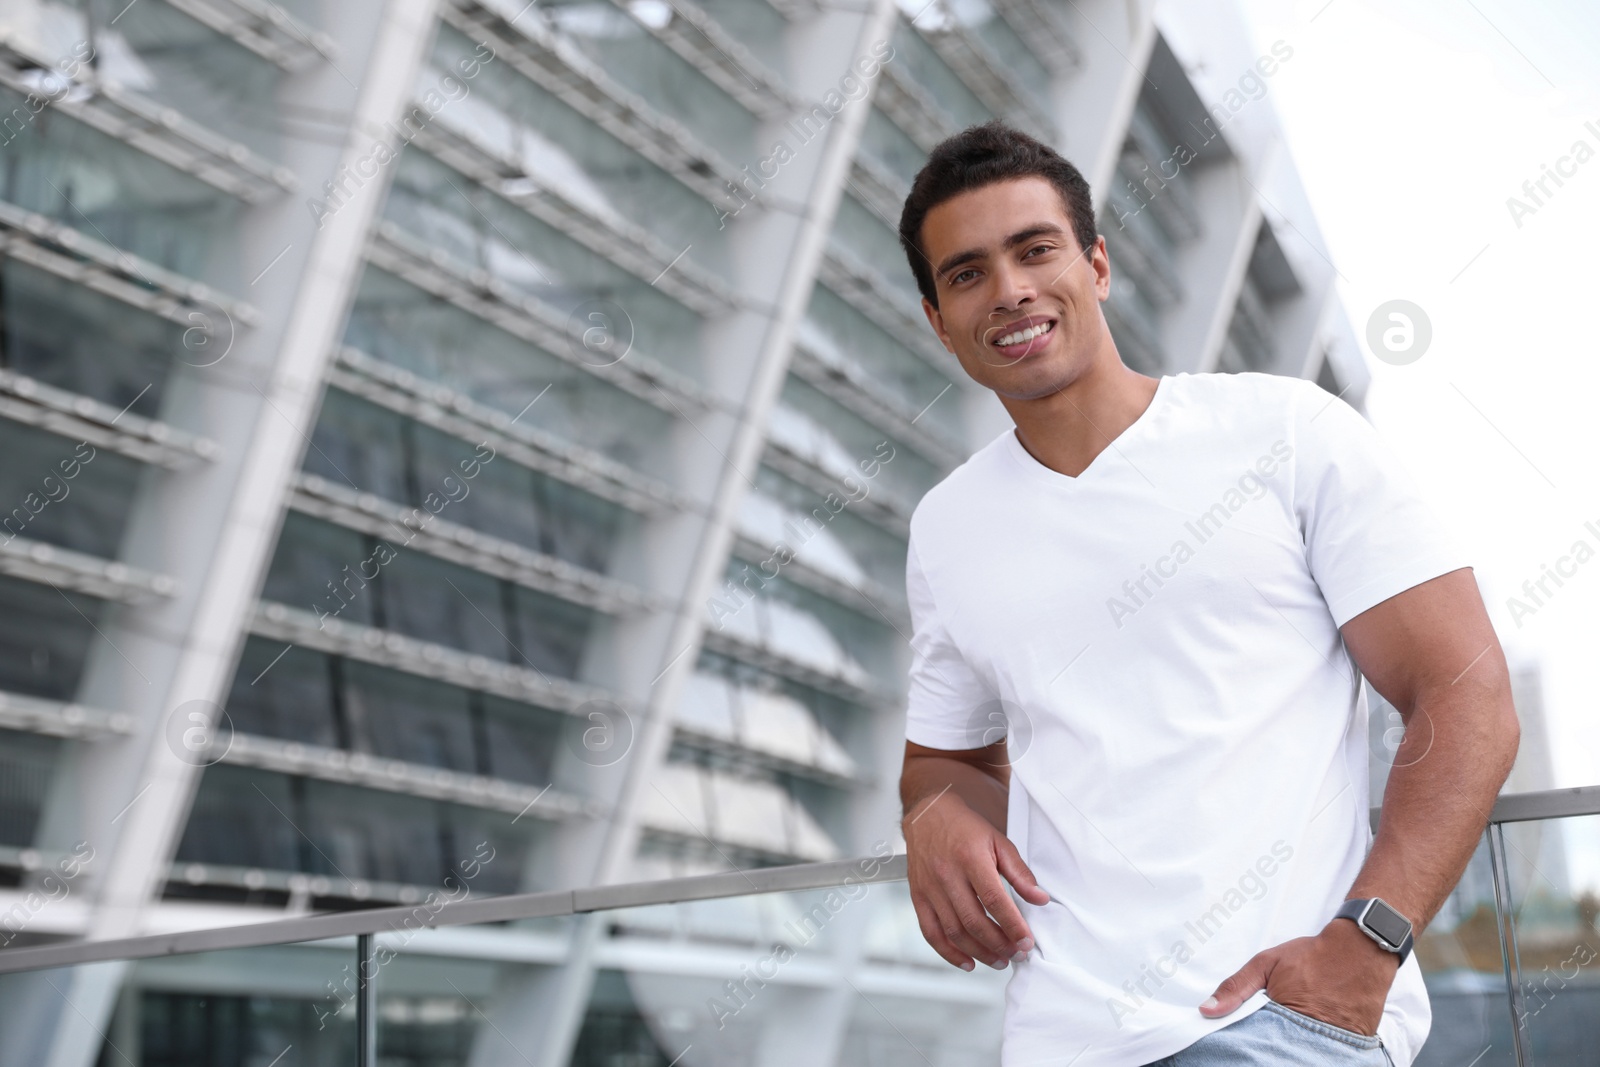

{"left": 898, "top": 121, "right": 1098, "bottom": 310}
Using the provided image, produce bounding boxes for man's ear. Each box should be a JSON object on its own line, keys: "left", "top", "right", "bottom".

{"left": 922, "top": 296, "right": 956, "bottom": 354}
{"left": 1092, "top": 235, "right": 1112, "bottom": 301}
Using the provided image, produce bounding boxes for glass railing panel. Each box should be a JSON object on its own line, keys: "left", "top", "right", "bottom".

{"left": 119, "top": 940, "right": 360, "bottom": 1064}
{"left": 11, "top": 831, "right": 1586, "bottom": 1067}
{"left": 1500, "top": 813, "right": 1600, "bottom": 1066}
{"left": 374, "top": 950, "right": 539, "bottom": 1063}
{"left": 1412, "top": 835, "right": 1518, "bottom": 1067}
{"left": 347, "top": 880, "right": 932, "bottom": 1065}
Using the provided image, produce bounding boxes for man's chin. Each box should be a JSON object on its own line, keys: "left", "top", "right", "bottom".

{"left": 973, "top": 355, "right": 1082, "bottom": 402}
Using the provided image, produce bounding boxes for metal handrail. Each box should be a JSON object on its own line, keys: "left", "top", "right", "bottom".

{"left": 1364, "top": 782, "right": 1600, "bottom": 833}
{"left": 0, "top": 855, "right": 908, "bottom": 975}
{"left": 4, "top": 783, "right": 1597, "bottom": 977}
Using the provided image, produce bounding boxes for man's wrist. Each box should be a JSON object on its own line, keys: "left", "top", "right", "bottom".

{"left": 1324, "top": 913, "right": 1404, "bottom": 977}
{"left": 902, "top": 789, "right": 959, "bottom": 830}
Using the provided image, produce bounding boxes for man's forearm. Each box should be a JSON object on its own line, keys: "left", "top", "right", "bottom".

{"left": 901, "top": 747, "right": 1010, "bottom": 832}
{"left": 1349, "top": 677, "right": 1520, "bottom": 934}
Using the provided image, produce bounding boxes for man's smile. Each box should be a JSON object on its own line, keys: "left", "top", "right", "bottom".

{"left": 988, "top": 315, "right": 1058, "bottom": 359}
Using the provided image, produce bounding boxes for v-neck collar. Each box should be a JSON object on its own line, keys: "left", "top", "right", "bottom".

{"left": 1003, "top": 375, "right": 1174, "bottom": 488}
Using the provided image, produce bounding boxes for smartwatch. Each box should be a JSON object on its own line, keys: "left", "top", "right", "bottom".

{"left": 1335, "top": 897, "right": 1414, "bottom": 965}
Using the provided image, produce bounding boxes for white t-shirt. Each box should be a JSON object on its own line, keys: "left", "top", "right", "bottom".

{"left": 904, "top": 371, "right": 1471, "bottom": 1067}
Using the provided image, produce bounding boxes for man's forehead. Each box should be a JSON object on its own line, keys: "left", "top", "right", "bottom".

{"left": 923, "top": 177, "right": 1069, "bottom": 254}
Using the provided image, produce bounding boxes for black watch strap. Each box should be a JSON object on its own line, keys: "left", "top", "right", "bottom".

{"left": 1336, "top": 897, "right": 1414, "bottom": 965}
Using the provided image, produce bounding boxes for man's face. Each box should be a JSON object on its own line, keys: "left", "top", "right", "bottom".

{"left": 917, "top": 177, "right": 1111, "bottom": 400}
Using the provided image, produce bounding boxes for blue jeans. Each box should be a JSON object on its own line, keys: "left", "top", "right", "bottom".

{"left": 1142, "top": 1000, "right": 1396, "bottom": 1066}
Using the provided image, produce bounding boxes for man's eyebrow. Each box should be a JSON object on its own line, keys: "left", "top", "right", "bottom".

{"left": 934, "top": 223, "right": 1069, "bottom": 279}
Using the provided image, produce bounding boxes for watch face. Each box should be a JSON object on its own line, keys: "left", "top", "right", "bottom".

{"left": 1365, "top": 900, "right": 1412, "bottom": 947}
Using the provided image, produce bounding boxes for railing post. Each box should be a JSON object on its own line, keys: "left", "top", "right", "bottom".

{"left": 1487, "top": 823, "right": 1531, "bottom": 1067}
{"left": 357, "top": 933, "right": 376, "bottom": 1067}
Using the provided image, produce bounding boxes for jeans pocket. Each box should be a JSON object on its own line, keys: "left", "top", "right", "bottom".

{"left": 1263, "top": 997, "right": 1382, "bottom": 1050}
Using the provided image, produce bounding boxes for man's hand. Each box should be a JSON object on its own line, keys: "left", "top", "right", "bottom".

{"left": 1199, "top": 918, "right": 1401, "bottom": 1034}
{"left": 903, "top": 786, "right": 1050, "bottom": 971}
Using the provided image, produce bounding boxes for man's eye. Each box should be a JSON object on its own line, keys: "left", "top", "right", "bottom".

{"left": 1024, "top": 244, "right": 1053, "bottom": 258}
{"left": 951, "top": 269, "right": 977, "bottom": 284}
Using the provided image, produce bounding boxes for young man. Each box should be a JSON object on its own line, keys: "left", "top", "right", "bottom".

{"left": 895, "top": 121, "right": 1519, "bottom": 1067}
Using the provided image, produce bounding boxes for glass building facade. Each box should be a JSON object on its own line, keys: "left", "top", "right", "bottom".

{"left": 0, "top": 0, "right": 1460, "bottom": 1064}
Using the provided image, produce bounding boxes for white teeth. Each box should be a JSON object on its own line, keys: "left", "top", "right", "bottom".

{"left": 995, "top": 321, "right": 1054, "bottom": 347}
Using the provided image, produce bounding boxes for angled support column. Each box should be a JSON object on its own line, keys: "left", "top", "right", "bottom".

{"left": 458, "top": 2, "right": 900, "bottom": 1065}
{"left": 1167, "top": 166, "right": 1259, "bottom": 373}
{"left": 1052, "top": 0, "right": 1159, "bottom": 195}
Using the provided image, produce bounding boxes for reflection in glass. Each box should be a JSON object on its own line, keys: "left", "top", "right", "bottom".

{"left": 1499, "top": 814, "right": 1600, "bottom": 1067}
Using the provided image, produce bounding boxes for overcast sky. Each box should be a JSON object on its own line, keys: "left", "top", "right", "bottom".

{"left": 1231, "top": 0, "right": 1600, "bottom": 891}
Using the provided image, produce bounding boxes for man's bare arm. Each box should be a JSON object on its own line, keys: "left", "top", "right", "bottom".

{"left": 1203, "top": 567, "right": 1520, "bottom": 1031}
{"left": 1343, "top": 567, "right": 1520, "bottom": 928}
{"left": 902, "top": 739, "right": 1011, "bottom": 830}
{"left": 901, "top": 740, "right": 1050, "bottom": 971}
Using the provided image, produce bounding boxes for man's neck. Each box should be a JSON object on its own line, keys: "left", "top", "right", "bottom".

{"left": 1002, "top": 361, "right": 1162, "bottom": 479}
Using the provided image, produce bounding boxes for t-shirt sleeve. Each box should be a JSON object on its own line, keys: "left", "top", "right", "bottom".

{"left": 904, "top": 537, "right": 999, "bottom": 749}
{"left": 1290, "top": 381, "right": 1473, "bottom": 628}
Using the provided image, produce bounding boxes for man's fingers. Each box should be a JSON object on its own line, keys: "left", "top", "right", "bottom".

{"left": 913, "top": 897, "right": 976, "bottom": 972}
{"left": 995, "top": 840, "right": 1051, "bottom": 907}
{"left": 1201, "top": 949, "right": 1275, "bottom": 1016}
{"left": 974, "top": 869, "right": 1034, "bottom": 952}
{"left": 925, "top": 858, "right": 1011, "bottom": 962}
{"left": 948, "top": 888, "right": 1019, "bottom": 964}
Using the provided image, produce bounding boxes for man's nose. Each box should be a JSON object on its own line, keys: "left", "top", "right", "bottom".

{"left": 989, "top": 260, "right": 1037, "bottom": 311}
